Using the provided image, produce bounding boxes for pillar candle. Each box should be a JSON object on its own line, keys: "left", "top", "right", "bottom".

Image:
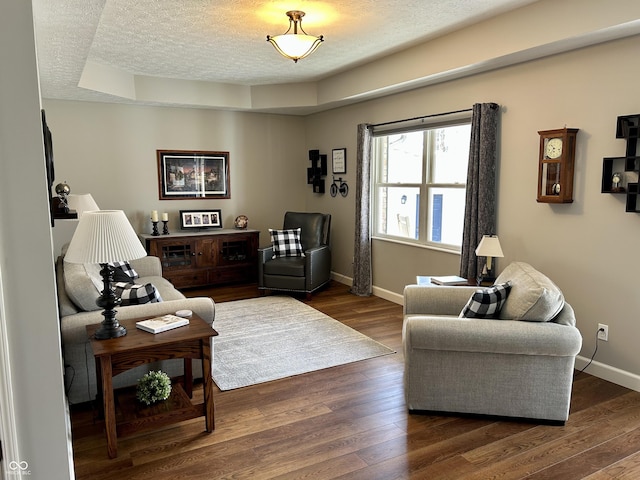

{"left": 162, "top": 212, "right": 168, "bottom": 221}
{"left": 151, "top": 210, "right": 158, "bottom": 222}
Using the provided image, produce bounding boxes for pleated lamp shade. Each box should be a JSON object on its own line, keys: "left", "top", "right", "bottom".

{"left": 64, "top": 210, "right": 146, "bottom": 264}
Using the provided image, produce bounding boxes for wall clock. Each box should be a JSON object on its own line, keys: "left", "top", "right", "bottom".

{"left": 537, "top": 128, "right": 579, "bottom": 203}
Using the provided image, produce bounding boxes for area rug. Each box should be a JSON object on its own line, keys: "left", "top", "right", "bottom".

{"left": 211, "top": 296, "right": 395, "bottom": 390}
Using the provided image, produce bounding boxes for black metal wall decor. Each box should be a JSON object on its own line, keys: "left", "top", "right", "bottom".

{"left": 307, "top": 149, "right": 327, "bottom": 193}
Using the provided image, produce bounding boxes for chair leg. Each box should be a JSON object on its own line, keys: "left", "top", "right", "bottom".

{"left": 305, "top": 292, "right": 312, "bottom": 301}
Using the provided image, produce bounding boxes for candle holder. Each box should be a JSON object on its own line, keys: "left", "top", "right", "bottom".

{"left": 162, "top": 220, "right": 169, "bottom": 235}
{"left": 151, "top": 221, "right": 160, "bottom": 236}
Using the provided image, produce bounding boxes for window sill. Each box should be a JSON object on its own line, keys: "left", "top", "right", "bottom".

{"left": 371, "top": 235, "right": 461, "bottom": 255}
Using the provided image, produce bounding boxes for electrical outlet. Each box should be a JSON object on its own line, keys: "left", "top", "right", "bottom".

{"left": 598, "top": 323, "right": 609, "bottom": 341}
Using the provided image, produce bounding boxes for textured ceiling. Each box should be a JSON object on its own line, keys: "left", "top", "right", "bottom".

{"left": 32, "top": 0, "right": 537, "bottom": 108}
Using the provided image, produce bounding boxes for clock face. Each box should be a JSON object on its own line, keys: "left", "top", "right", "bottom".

{"left": 545, "top": 137, "right": 563, "bottom": 159}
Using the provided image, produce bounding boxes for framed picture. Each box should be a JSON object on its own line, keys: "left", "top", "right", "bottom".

{"left": 42, "top": 110, "right": 56, "bottom": 226}
{"left": 179, "top": 209, "right": 222, "bottom": 229}
{"left": 157, "top": 150, "right": 230, "bottom": 200}
{"left": 332, "top": 148, "right": 347, "bottom": 174}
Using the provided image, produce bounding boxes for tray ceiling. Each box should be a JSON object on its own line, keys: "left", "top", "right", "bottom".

{"left": 32, "top": 0, "right": 537, "bottom": 111}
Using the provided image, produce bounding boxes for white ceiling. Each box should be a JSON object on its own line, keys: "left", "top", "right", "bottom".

{"left": 32, "top": 0, "right": 538, "bottom": 111}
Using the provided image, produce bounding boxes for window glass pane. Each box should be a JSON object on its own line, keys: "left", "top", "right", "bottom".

{"left": 375, "top": 186, "right": 420, "bottom": 239}
{"left": 372, "top": 116, "right": 471, "bottom": 251}
{"left": 431, "top": 125, "right": 471, "bottom": 184}
{"left": 427, "top": 187, "right": 465, "bottom": 246}
{"left": 385, "top": 132, "right": 423, "bottom": 183}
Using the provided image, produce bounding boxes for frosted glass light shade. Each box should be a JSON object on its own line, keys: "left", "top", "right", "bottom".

{"left": 268, "top": 33, "right": 323, "bottom": 62}
{"left": 267, "top": 10, "right": 323, "bottom": 63}
{"left": 64, "top": 210, "right": 146, "bottom": 264}
{"left": 66, "top": 193, "right": 99, "bottom": 218}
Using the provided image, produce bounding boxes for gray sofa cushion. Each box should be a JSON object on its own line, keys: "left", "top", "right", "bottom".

{"left": 55, "top": 257, "right": 79, "bottom": 317}
{"left": 64, "top": 261, "right": 101, "bottom": 311}
{"left": 64, "top": 262, "right": 181, "bottom": 312}
{"left": 263, "top": 256, "right": 306, "bottom": 277}
{"left": 495, "top": 262, "right": 564, "bottom": 322}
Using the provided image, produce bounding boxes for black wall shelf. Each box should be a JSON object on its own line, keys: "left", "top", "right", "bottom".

{"left": 601, "top": 114, "right": 640, "bottom": 212}
{"left": 307, "top": 149, "right": 327, "bottom": 194}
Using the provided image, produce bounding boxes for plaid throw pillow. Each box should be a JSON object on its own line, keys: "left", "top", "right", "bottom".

{"left": 269, "top": 228, "right": 305, "bottom": 259}
{"left": 108, "top": 261, "right": 139, "bottom": 280}
{"left": 459, "top": 281, "right": 512, "bottom": 319}
{"left": 114, "top": 282, "right": 162, "bottom": 306}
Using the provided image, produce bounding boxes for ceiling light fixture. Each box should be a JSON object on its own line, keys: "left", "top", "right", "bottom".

{"left": 267, "top": 10, "right": 324, "bottom": 63}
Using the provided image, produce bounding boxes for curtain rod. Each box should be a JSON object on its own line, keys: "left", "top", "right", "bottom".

{"left": 372, "top": 108, "right": 473, "bottom": 128}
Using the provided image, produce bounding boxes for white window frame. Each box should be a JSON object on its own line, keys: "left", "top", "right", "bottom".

{"left": 371, "top": 113, "right": 472, "bottom": 253}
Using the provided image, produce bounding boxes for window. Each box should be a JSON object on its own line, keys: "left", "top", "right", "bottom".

{"left": 372, "top": 119, "right": 471, "bottom": 251}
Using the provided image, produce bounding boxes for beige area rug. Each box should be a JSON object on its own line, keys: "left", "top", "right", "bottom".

{"left": 211, "top": 296, "right": 395, "bottom": 391}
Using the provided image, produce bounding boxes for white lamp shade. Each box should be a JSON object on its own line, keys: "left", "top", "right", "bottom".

{"left": 475, "top": 235, "right": 504, "bottom": 258}
{"left": 64, "top": 210, "right": 146, "bottom": 264}
{"left": 66, "top": 193, "right": 100, "bottom": 218}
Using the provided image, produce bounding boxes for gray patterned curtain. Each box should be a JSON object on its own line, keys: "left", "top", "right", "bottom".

{"left": 460, "top": 103, "right": 500, "bottom": 280}
{"left": 351, "top": 123, "right": 373, "bottom": 296}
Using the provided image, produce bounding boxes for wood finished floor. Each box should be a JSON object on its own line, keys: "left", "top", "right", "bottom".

{"left": 70, "top": 281, "right": 640, "bottom": 479}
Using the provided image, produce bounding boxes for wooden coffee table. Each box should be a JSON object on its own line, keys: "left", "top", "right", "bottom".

{"left": 86, "top": 313, "right": 218, "bottom": 458}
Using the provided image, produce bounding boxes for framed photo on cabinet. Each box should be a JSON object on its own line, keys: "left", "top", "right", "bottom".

{"left": 179, "top": 209, "right": 223, "bottom": 229}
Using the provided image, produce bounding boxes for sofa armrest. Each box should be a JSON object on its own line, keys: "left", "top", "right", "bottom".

{"left": 403, "top": 284, "right": 478, "bottom": 316}
{"left": 305, "top": 245, "right": 331, "bottom": 290}
{"left": 130, "top": 256, "right": 163, "bottom": 278}
{"left": 257, "top": 246, "right": 274, "bottom": 287}
{"left": 403, "top": 315, "right": 582, "bottom": 357}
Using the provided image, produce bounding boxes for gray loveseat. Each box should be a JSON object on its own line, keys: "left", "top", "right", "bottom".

{"left": 403, "top": 262, "right": 582, "bottom": 424}
{"left": 56, "top": 253, "right": 215, "bottom": 405}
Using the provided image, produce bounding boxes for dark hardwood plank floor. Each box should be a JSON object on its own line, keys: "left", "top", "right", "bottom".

{"left": 70, "top": 281, "right": 640, "bottom": 479}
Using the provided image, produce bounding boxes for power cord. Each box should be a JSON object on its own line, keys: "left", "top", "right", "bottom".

{"left": 574, "top": 327, "right": 604, "bottom": 378}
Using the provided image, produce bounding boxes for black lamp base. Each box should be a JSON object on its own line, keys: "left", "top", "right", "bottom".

{"left": 94, "top": 263, "right": 126, "bottom": 340}
{"left": 94, "top": 323, "right": 127, "bottom": 340}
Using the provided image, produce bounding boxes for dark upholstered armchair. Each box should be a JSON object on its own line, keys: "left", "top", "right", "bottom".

{"left": 258, "top": 212, "right": 331, "bottom": 298}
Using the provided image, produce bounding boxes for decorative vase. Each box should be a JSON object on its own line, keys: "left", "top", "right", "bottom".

{"left": 234, "top": 215, "right": 248, "bottom": 229}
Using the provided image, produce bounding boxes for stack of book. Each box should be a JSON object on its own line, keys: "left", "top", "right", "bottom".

{"left": 428, "top": 275, "right": 469, "bottom": 286}
{"left": 136, "top": 314, "right": 190, "bottom": 334}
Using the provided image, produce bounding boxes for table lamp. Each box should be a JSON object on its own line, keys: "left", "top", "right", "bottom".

{"left": 66, "top": 193, "right": 99, "bottom": 218}
{"left": 64, "top": 210, "right": 147, "bottom": 339}
{"left": 475, "top": 234, "right": 504, "bottom": 283}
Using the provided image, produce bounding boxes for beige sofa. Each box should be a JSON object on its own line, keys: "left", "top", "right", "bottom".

{"left": 56, "top": 254, "right": 215, "bottom": 405}
{"left": 403, "top": 262, "right": 583, "bottom": 424}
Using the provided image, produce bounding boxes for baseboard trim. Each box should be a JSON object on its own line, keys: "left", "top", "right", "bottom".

{"left": 372, "top": 286, "right": 403, "bottom": 305}
{"left": 575, "top": 356, "right": 640, "bottom": 392}
{"left": 330, "top": 273, "right": 404, "bottom": 305}
{"left": 330, "top": 272, "right": 352, "bottom": 287}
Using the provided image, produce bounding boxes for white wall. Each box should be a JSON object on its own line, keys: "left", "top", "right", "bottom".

{"left": 46, "top": 100, "right": 308, "bottom": 255}
{"left": 0, "top": 1, "right": 74, "bottom": 479}
{"left": 305, "top": 34, "right": 640, "bottom": 389}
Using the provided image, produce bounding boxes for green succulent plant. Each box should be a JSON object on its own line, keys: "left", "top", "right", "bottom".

{"left": 136, "top": 370, "right": 172, "bottom": 405}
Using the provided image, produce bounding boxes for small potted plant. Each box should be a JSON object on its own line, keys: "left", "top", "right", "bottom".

{"left": 136, "top": 370, "right": 172, "bottom": 406}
